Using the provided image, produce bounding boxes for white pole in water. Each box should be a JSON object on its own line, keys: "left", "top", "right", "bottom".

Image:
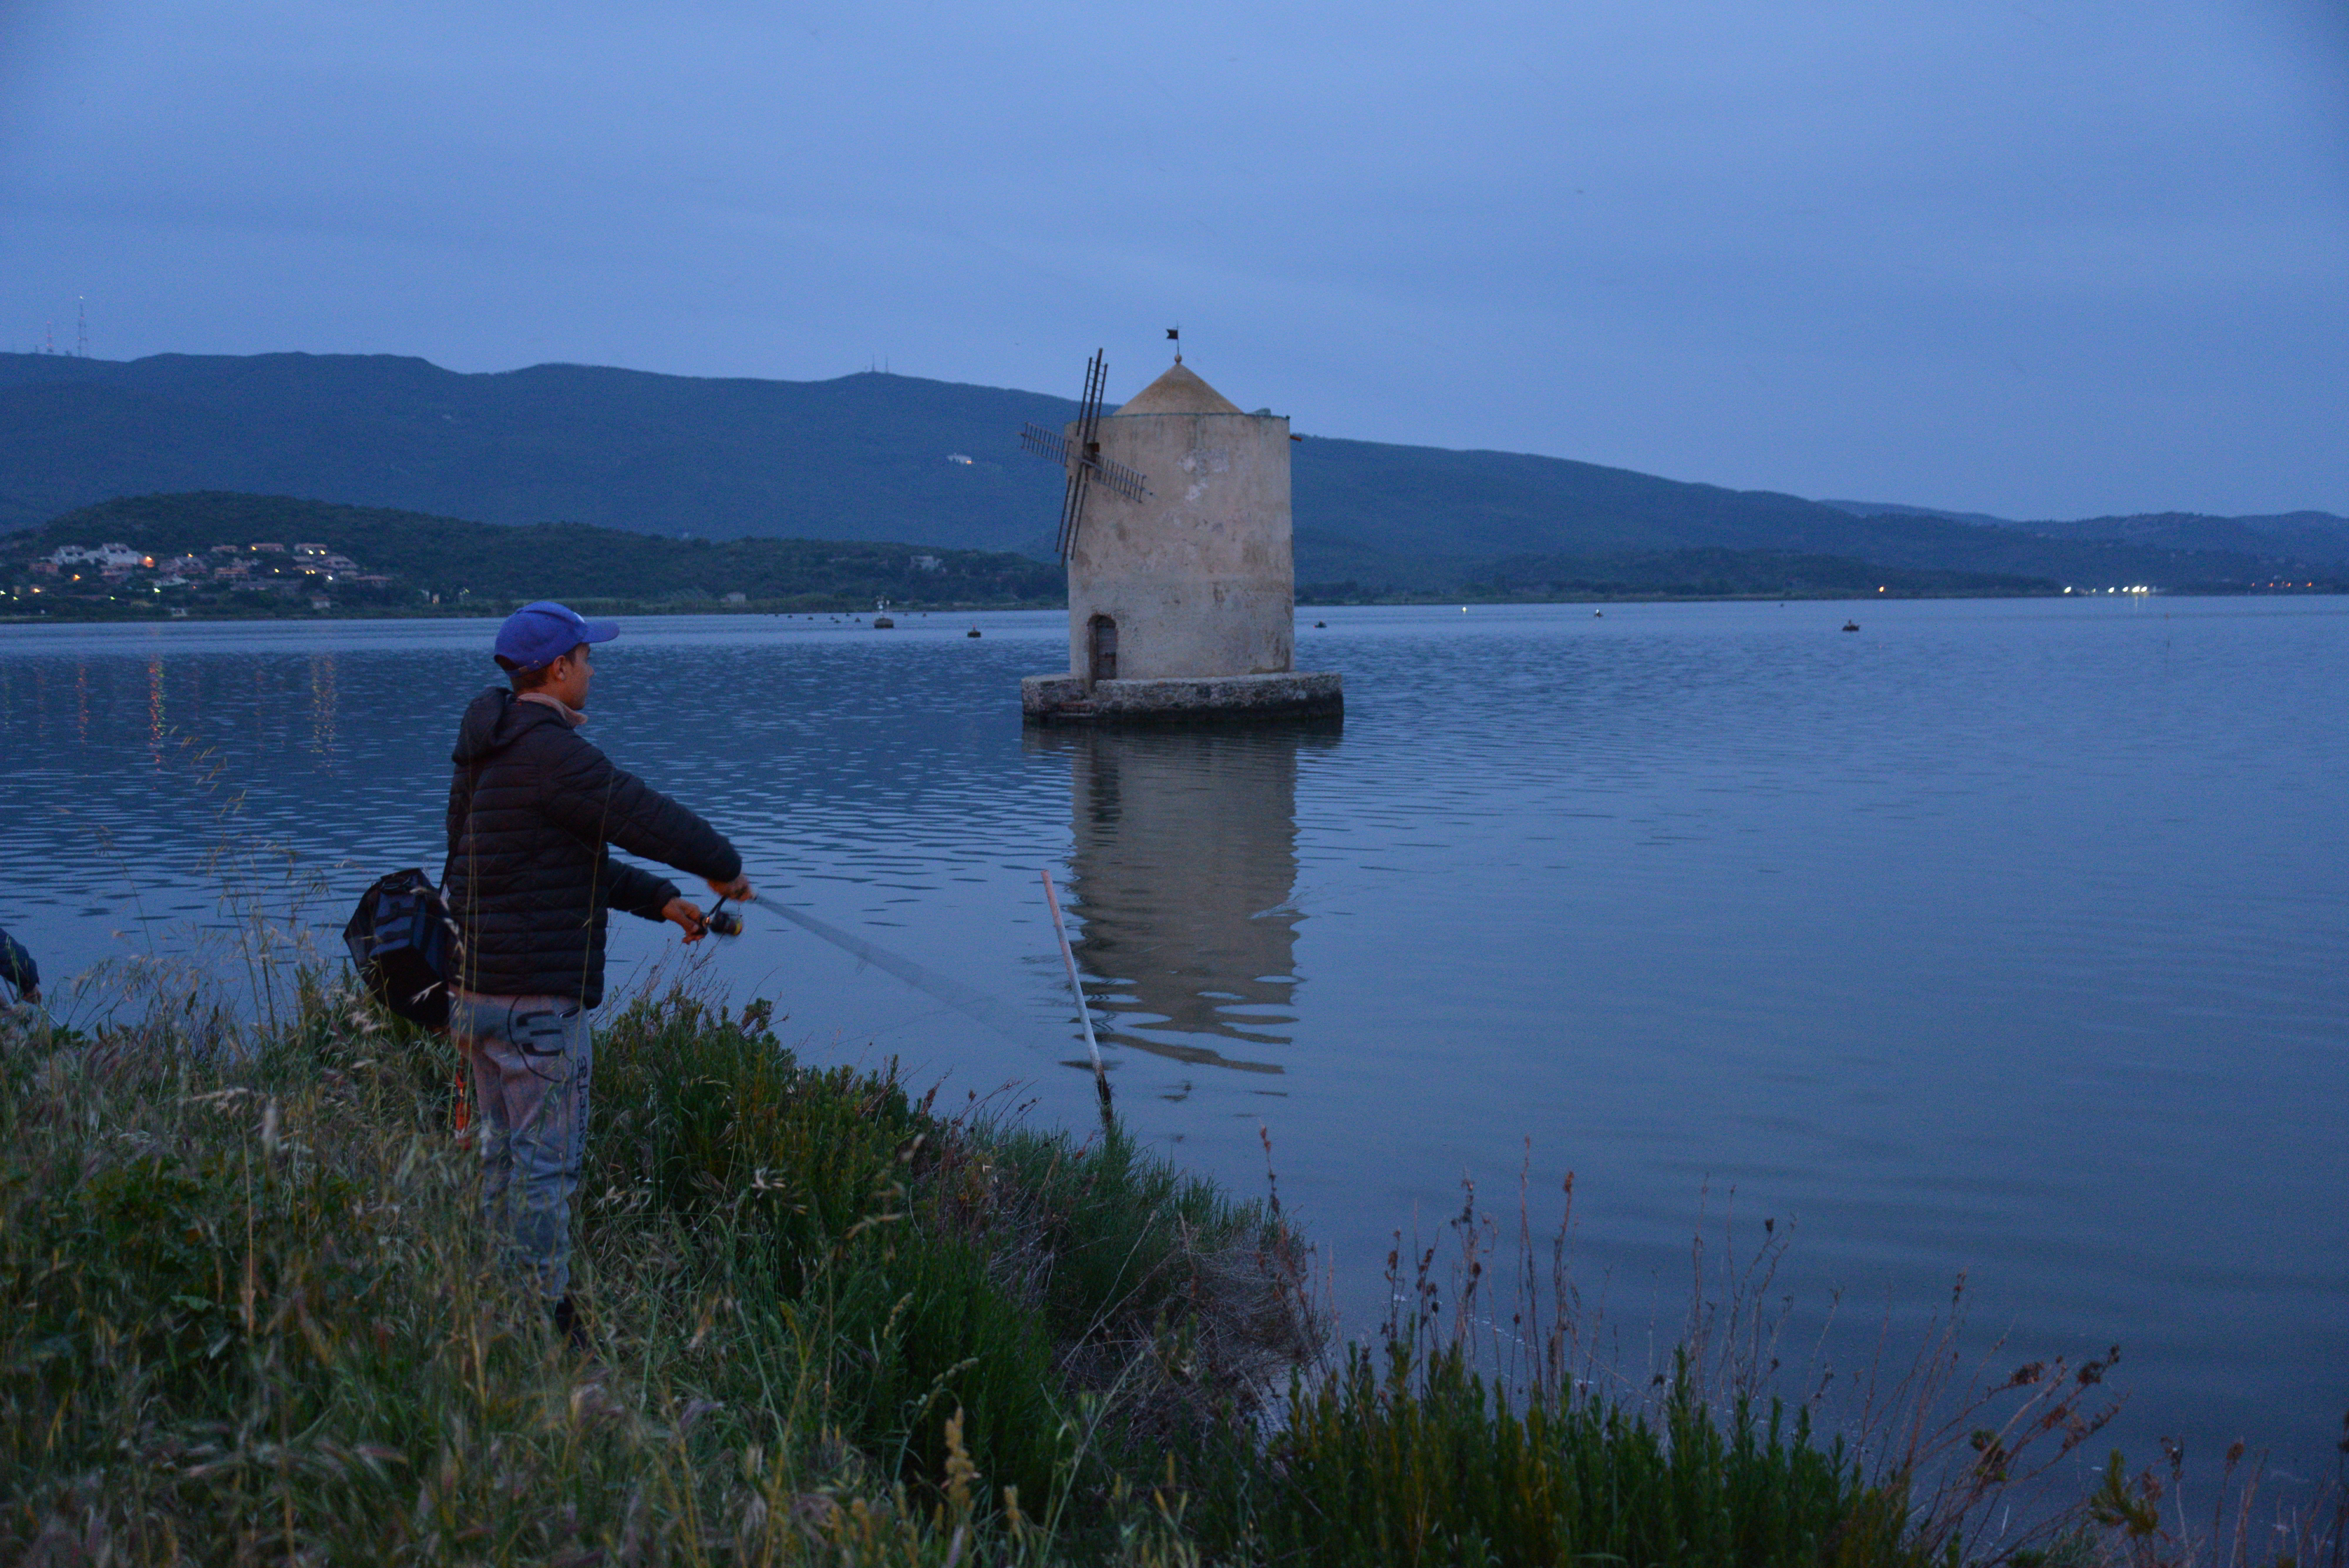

{"left": 1040, "top": 867, "right": 1112, "bottom": 1120}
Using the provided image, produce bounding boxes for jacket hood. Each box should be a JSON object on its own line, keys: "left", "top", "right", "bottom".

{"left": 452, "top": 686, "right": 563, "bottom": 765}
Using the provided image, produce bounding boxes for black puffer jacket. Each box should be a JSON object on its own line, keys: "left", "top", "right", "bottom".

{"left": 445, "top": 688, "right": 741, "bottom": 1005}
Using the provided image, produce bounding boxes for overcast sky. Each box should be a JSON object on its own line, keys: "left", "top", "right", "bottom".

{"left": 2, "top": 0, "right": 2343, "bottom": 519}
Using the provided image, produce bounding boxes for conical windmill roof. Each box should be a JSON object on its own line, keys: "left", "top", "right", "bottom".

{"left": 1113, "top": 361, "right": 1244, "bottom": 416}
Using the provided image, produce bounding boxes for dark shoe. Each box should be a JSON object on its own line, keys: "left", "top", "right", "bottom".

{"left": 550, "top": 1293, "right": 591, "bottom": 1353}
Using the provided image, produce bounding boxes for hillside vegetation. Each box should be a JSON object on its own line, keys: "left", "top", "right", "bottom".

{"left": 2, "top": 492, "right": 1062, "bottom": 618}
{"left": 0, "top": 352, "right": 1071, "bottom": 550}
{"left": 5, "top": 351, "right": 2342, "bottom": 595}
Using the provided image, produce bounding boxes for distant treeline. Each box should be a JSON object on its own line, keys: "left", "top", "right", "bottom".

{"left": 8, "top": 492, "right": 2338, "bottom": 626}
{"left": 2, "top": 492, "right": 1064, "bottom": 618}
{"left": 1475, "top": 547, "right": 2052, "bottom": 600}
{"left": 1301, "top": 546, "right": 2055, "bottom": 603}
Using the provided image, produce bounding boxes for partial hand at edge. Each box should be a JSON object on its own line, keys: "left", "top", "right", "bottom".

{"left": 662, "top": 898, "right": 709, "bottom": 943}
{"left": 706, "top": 874, "right": 754, "bottom": 902}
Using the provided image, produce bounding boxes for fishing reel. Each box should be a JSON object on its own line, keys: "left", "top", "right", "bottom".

{"left": 705, "top": 897, "right": 744, "bottom": 938}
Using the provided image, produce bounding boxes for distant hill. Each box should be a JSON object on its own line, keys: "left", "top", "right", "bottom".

{"left": 3, "top": 351, "right": 2341, "bottom": 595}
{"left": 1, "top": 492, "right": 1059, "bottom": 617}
{"left": 1820, "top": 498, "right": 2349, "bottom": 568}
{"left": 0, "top": 351, "right": 1073, "bottom": 551}
{"left": 1285, "top": 438, "right": 2333, "bottom": 589}
{"left": 1819, "top": 499, "right": 2025, "bottom": 529}
{"left": 2024, "top": 512, "right": 2349, "bottom": 567}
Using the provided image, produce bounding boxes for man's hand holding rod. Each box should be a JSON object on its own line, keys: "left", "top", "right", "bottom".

{"left": 662, "top": 874, "right": 755, "bottom": 944}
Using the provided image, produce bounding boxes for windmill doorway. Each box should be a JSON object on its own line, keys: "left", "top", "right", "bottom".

{"left": 1087, "top": 614, "right": 1119, "bottom": 683}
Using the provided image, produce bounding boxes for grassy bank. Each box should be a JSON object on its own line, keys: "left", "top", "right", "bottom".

{"left": 0, "top": 970, "right": 1323, "bottom": 1563}
{"left": 2, "top": 975, "right": 2337, "bottom": 1565}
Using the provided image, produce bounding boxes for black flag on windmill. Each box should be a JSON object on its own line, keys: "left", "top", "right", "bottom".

{"left": 1020, "top": 349, "right": 1151, "bottom": 560}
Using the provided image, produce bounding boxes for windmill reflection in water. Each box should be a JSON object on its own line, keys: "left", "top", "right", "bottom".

{"left": 1028, "top": 722, "right": 1340, "bottom": 1081}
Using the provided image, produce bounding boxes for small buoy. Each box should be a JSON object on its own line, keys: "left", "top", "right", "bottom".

{"left": 967, "top": 627, "right": 981, "bottom": 638}
{"left": 1314, "top": 620, "right": 1326, "bottom": 628}
{"left": 1842, "top": 621, "right": 1860, "bottom": 632}
{"left": 873, "top": 615, "right": 895, "bottom": 629}
{"left": 1592, "top": 610, "right": 1603, "bottom": 618}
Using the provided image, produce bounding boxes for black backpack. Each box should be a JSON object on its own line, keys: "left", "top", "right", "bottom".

{"left": 344, "top": 869, "right": 460, "bottom": 1029}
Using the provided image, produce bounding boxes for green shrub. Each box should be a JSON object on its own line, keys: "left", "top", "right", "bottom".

{"left": 975, "top": 1121, "right": 1271, "bottom": 1349}
{"left": 592, "top": 991, "right": 925, "bottom": 1271}
{"left": 1249, "top": 1343, "right": 1914, "bottom": 1568}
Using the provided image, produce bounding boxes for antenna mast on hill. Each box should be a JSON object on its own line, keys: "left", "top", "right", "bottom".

{"left": 76, "top": 299, "right": 87, "bottom": 358}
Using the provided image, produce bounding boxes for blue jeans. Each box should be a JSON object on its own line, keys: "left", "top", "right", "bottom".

{"left": 451, "top": 991, "right": 593, "bottom": 1303}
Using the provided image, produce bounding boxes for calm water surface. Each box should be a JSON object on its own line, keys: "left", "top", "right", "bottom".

{"left": 3, "top": 598, "right": 2344, "bottom": 1480}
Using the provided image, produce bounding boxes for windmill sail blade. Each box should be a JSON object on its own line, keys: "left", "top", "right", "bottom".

{"left": 1058, "top": 453, "right": 1149, "bottom": 552}
{"left": 1055, "top": 460, "right": 1093, "bottom": 559}
{"left": 1041, "top": 350, "right": 1148, "bottom": 557}
{"left": 1056, "top": 350, "right": 1109, "bottom": 559}
{"left": 1076, "top": 349, "right": 1107, "bottom": 442}
{"left": 1092, "top": 455, "right": 1149, "bottom": 504}
{"left": 1019, "top": 423, "right": 1068, "bottom": 464}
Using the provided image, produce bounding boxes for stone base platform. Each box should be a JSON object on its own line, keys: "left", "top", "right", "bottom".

{"left": 1021, "top": 671, "right": 1343, "bottom": 726}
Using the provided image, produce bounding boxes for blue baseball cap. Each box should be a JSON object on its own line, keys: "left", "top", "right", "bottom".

{"left": 494, "top": 601, "right": 619, "bottom": 671}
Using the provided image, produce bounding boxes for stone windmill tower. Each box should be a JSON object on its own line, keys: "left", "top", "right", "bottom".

{"left": 1019, "top": 348, "right": 1342, "bottom": 724}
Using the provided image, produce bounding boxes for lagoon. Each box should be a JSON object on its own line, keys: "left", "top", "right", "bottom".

{"left": 2, "top": 597, "right": 2343, "bottom": 1482}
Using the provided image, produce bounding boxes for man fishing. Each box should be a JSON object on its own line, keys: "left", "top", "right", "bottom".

{"left": 446, "top": 601, "right": 751, "bottom": 1348}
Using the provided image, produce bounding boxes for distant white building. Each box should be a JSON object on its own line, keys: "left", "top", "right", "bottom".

{"left": 945, "top": 453, "right": 974, "bottom": 465}
{"left": 911, "top": 554, "right": 943, "bottom": 573}
{"left": 49, "top": 543, "right": 147, "bottom": 568}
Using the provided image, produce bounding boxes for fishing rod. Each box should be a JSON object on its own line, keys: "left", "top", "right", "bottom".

{"left": 703, "top": 890, "right": 1115, "bottom": 1122}
{"left": 1039, "top": 868, "right": 1113, "bottom": 1121}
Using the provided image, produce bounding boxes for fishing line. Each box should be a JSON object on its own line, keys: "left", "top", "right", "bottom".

{"left": 741, "top": 891, "right": 1058, "bottom": 1055}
